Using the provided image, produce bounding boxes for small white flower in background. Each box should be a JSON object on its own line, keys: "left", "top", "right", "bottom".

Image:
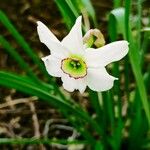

{"left": 37, "top": 16, "right": 129, "bottom": 93}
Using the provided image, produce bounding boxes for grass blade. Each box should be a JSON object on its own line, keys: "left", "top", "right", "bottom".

{"left": 54, "top": 0, "right": 76, "bottom": 29}
{"left": 0, "top": 138, "right": 87, "bottom": 145}
{"left": 0, "top": 71, "right": 102, "bottom": 137}
{"left": 71, "top": 0, "right": 97, "bottom": 27}
{"left": 113, "top": 0, "right": 122, "bottom": 8}
{"left": 65, "top": 0, "right": 79, "bottom": 17}
{"left": 0, "top": 71, "right": 84, "bottom": 117}
{"left": 0, "top": 10, "right": 48, "bottom": 78}
{"left": 125, "top": 0, "right": 150, "bottom": 124}
{"left": 0, "top": 35, "right": 40, "bottom": 83}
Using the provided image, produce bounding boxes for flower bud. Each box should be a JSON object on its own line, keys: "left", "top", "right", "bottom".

{"left": 83, "top": 29, "right": 105, "bottom": 48}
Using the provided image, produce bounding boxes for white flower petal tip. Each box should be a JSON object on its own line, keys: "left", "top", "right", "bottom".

{"left": 85, "top": 40, "right": 129, "bottom": 67}
{"left": 37, "top": 21, "right": 69, "bottom": 59}
{"left": 62, "top": 83, "right": 74, "bottom": 93}
{"left": 76, "top": 16, "right": 82, "bottom": 23}
{"left": 37, "top": 21, "right": 60, "bottom": 45}
{"left": 61, "top": 16, "right": 84, "bottom": 55}
{"left": 37, "top": 21, "right": 43, "bottom": 26}
{"left": 41, "top": 56, "right": 48, "bottom": 61}
{"left": 42, "top": 55, "right": 62, "bottom": 77}
{"left": 110, "top": 40, "right": 129, "bottom": 58}
{"left": 61, "top": 74, "right": 87, "bottom": 94}
{"left": 87, "top": 68, "right": 118, "bottom": 92}
{"left": 116, "top": 40, "right": 129, "bottom": 55}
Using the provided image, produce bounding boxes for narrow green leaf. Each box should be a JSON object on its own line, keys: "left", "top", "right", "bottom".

{"left": 109, "top": 120, "right": 123, "bottom": 150}
{"left": 0, "top": 36, "right": 40, "bottom": 83}
{"left": 137, "top": 0, "right": 142, "bottom": 51}
{"left": 65, "top": 0, "right": 79, "bottom": 17}
{"left": 0, "top": 10, "right": 48, "bottom": 78}
{"left": 0, "top": 138, "right": 87, "bottom": 145}
{"left": 94, "top": 141, "right": 104, "bottom": 150}
{"left": 0, "top": 71, "right": 82, "bottom": 116}
{"left": 88, "top": 89, "right": 104, "bottom": 135}
{"left": 72, "top": 0, "right": 97, "bottom": 27}
{"left": 0, "top": 71, "right": 102, "bottom": 136}
{"left": 109, "top": 4, "right": 150, "bottom": 125}
{"left": 128, "top": 93, "right": 148, "bottom": 150}
{"left": 54, "top": 0, "right": 76, "bottom": 29}
{"left": 113, "top": 0, "right": 122, "bottom": 8}
{"left": 109, "top": 8, "right": 126, "bottom": 38}
{"left": 81, "top": 0, "right": 97, "bottom": 25}
{"left": 125, "top": 0, "right": 150, "bottom": 124}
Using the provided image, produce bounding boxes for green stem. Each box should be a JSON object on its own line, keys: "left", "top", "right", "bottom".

{"left": 0, "top": 138, "right": 87, "bottom": 145}
{"left": 113, "top": 0, "right": 122, "bottom": 8}
{"left": 0, "top": 10, "right": 49, "bottom": 78}
{"left": 0, "top": 36, "right": 41, "bottom": 85}
{"left": 125, "top": 0, "right": 150, "bottom": 125}
{"left": 137, "top": 0, "right": 142, "bottom": 51}
{"left": 88, "top": 90, "right": 104, "bottom": 134}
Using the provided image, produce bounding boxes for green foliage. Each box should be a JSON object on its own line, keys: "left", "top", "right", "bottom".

{"left": 0, "top": 138, "right": 87, "bottom": 145}
{"left": 0, "top": 10, "right": 48, "bottom": 77}
{"left": 54, "top": 0, "right": 97, "bottom": 30}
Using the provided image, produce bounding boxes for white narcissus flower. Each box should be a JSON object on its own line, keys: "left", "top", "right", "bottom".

{"left": 37, "top": 16, "right": 129, "bottom": 93}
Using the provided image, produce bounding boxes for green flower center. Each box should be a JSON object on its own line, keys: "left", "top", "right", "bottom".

{"left": 61, "top": 56, "right": 87, "bottom": 79}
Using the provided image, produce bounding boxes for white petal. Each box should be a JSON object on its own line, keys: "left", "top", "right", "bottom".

{"left": 37, "top": 21, "right": 69, "bottom": 59}
{"left": 41, "top": 39, "right": 69, "bottom": 59}
{"left": 61, "top": 75, "right": 76, "bottom": 92}
{"left": 87, "top": 67, "right": 117, "bottom": 92}
{"left": 42, "top": 55, "right": 62, "bottom": 77}
{"left": 61, "top": 75, "right": 87, "bottom": 93}
{"left": 61, "top": 16, "right": 84, "bottom": 55}
{"left": 85, "top": 41, "right": 129, "bottom": 67}
{"left": 76, "top": 78, "right": 87, "bottom": 93}
{"left": 37, "top": 21, "right": 60, "bottom": 43}
{"left": 45, "top": 41, "right": 70, "bottom": 59}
